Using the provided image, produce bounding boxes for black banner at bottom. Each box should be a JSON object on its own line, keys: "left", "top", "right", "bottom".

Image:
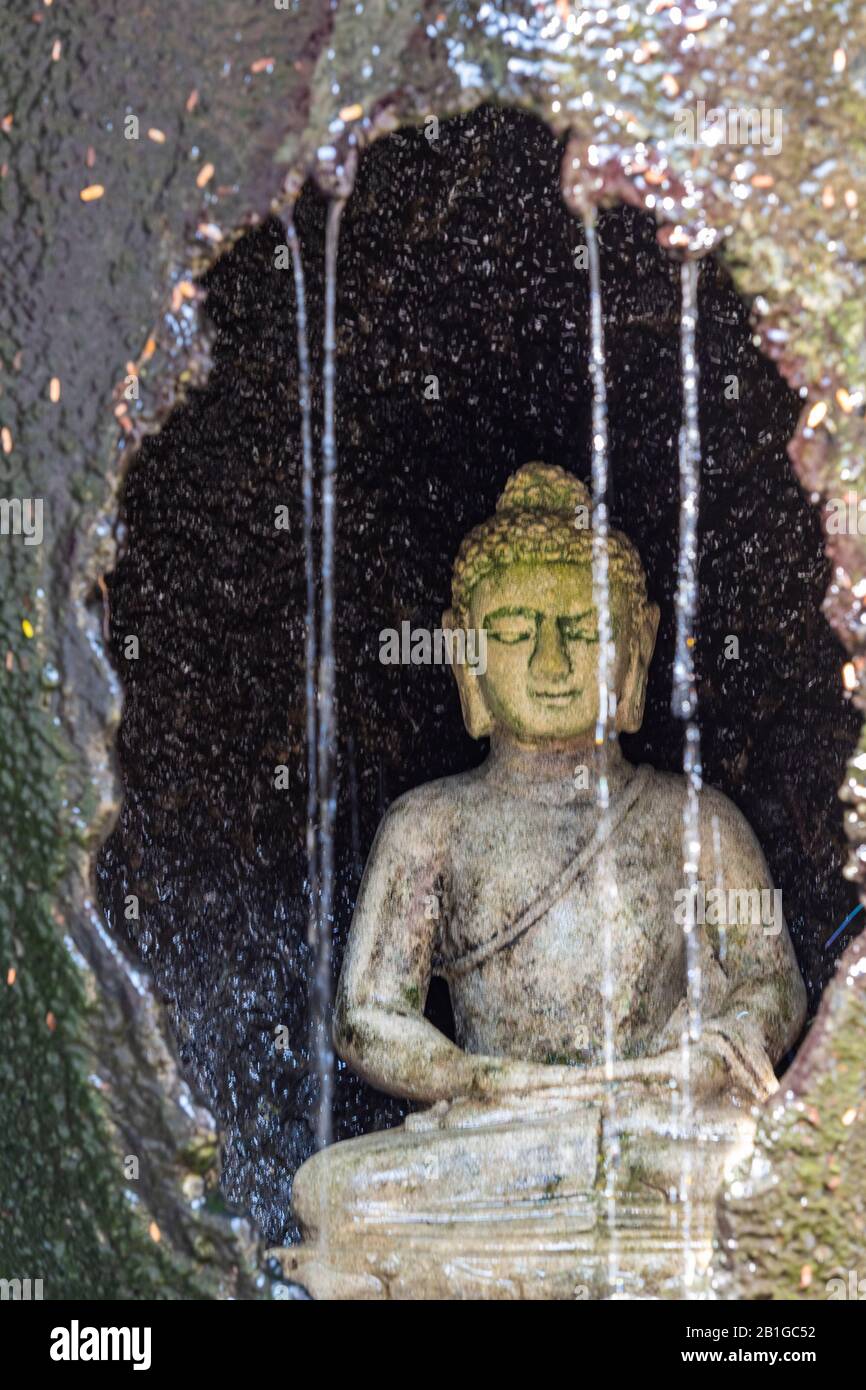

{"left": 1, "top": 1293, "right": 858, "bottom": 1375}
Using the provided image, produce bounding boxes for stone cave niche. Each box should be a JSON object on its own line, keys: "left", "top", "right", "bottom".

{"left": 96, "top": 105, "right": 861, "bottom": 1246}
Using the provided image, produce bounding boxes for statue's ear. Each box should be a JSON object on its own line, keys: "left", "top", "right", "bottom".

{"left": 442, "top": 608, "right": 493, "bottom": 739}
{"left": 618, "top": 601, "right": 660, "bottom": 733}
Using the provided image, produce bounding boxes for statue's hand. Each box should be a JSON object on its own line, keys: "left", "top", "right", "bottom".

{"left": 507, "top": 1046, "right": 734, "bottom": 1104}
{"left": 480, "top": 1040, "right": 768, "bottom": 1107}
{"left": 605, "top": 1043, "right": 734, "bottom": 1103}
{"left": 413, "top": 1058, "right": 607, "bottom": 1131}
{"left": 470, "top": 1058, "right": 586, "bottom": 1098}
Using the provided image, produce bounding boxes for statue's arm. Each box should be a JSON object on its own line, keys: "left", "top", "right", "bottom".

{"left": 333, "top": 794, "right": 519, "bottom": 1104}
{"left": 656, "top": 789, "right": 806, "bottom": 1098}
{"left": 703, "top": 791, "right": 806, "bottom": 1061}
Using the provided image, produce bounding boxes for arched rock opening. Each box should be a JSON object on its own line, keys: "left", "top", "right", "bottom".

{"left": 97, "top": 106, "right": 860, "bottom": 1245}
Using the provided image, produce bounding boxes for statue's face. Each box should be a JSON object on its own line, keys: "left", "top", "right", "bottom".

{"left": 466, "top": 560, "right": 654, "bottom": 745}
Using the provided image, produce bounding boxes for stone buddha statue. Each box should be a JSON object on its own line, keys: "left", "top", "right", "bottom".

{"left": 276, "top": 463, "right": 806, "bottom": 1300}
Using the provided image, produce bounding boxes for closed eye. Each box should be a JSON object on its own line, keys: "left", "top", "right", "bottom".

{"left": 559, "top": 608, "right": 618, "bottom": 645}
{"left": 484, "top": 607, "right": 538, "bottom": 645}
{"left": 487, "top": 621, "right": 535, "bottom": 644}
{"left": 559, "top": 613, "right": 600, "bottom": 644}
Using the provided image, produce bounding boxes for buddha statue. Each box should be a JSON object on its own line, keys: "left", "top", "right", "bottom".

{"left": 276, "top": 462, "right": 807, "bottom": 1300}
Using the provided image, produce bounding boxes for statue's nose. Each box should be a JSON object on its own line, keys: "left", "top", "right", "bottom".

{"left": 529, "top": 617, "right": 572, "bottom": 685}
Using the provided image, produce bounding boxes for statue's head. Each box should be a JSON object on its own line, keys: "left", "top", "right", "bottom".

{"left": 445, "top": 462, "right": 660, "bottom": 745}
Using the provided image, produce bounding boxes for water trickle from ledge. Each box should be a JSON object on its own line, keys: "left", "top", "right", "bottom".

{"left": 285, "top": 212, "right": 319, "bottom": 955}
{"left": 584, "top": 207, "right": 623, "bottom": 1295}
{"left": 313, "top": 197, "right": 348, "bottom": 1169}
{"left": 674, "top": 256, "right": 705, "bottom": 1291}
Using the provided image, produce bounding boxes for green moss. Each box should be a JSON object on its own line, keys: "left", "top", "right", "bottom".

{"left": 719, "top": 963, "right": 866, "bottom": 1299}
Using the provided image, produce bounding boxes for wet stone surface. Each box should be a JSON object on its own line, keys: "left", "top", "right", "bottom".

{"left": 98, "top": 107, "right": 860, "bottom": 1245}
{"left": 717, "top": 931, "right": 866, "bottom": 1299}
{"left": 0, "top": 0, "right": 330, "bottom": 1297}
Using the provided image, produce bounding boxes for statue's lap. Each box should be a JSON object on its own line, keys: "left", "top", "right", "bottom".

{"left": 293, "top": 1100, "right": 603, "bottom": 1236}
{"left": 292, "top": 1089, "right": 755, "bottom": 1236}
{"left": 276, "top": 1092, "right": 756, "bottom": 1299}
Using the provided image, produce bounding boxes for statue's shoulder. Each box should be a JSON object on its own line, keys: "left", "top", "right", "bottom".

{"left": 374, "top": 772, "right": 468, "bottom": 852}
{"left": 637, "top": 765, "right": 763, "bottom": 852}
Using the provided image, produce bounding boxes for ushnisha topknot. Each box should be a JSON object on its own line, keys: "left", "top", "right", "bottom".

{"left": 451, "top": 461, "right": 649, "bottom": 626}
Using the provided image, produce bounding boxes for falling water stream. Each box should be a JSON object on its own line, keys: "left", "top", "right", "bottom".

{"left": 286, "top": 213, "right": 319, "bottom": 954}
{"left": 584, "top": 223, "right": 709, "bottom": 1295}
{"left": 289, "top": 198, "right": 335, "bottom": 1250}
{"left": 313, "top": 197, "right": 347, "bottom": 1177}
{"left": 584, "top": 209, "right": 623, "bottom": 1294}
{"left": 673, "top": 257, "right": 704, "bottom": 1290}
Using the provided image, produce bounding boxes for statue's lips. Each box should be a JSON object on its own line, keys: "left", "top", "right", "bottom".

{"left": 530, "top": 689, "right": 581, "bottom": 704}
